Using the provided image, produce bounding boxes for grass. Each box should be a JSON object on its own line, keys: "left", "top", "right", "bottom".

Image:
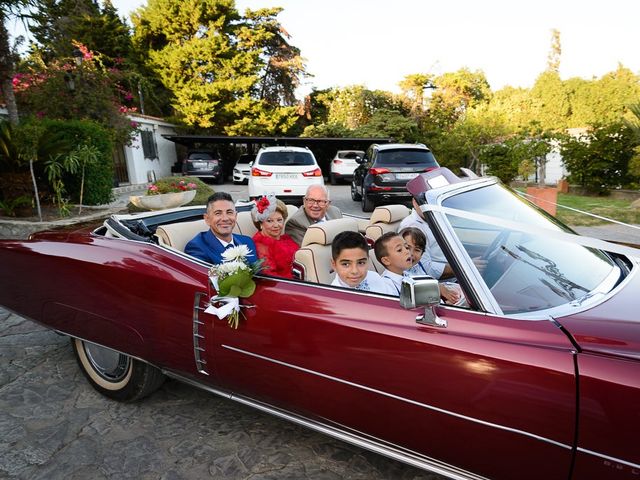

{"left": 555, "top": 193, "right": 640, "bottom": 226}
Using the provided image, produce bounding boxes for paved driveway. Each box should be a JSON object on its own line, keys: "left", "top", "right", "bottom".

{"left": 0, "top": 306, "right": 443, "bottom": 480}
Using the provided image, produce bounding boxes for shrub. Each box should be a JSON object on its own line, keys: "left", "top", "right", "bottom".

{"left": 40, "top": 119, "right": 114, "bottom": 205}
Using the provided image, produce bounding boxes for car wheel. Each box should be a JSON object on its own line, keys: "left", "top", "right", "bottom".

{"left": 351, "top": 181, "right": 362, "bottom": 201}
{"left": 71, "top": 338, "right": 165, "bottom": 402}
{"left": 362, "top": 193, "right": 376, "bottom": 212}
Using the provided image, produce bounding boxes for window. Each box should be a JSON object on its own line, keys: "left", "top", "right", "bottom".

{"left": 141, "top": 130, "right": 158, "bottom": 159}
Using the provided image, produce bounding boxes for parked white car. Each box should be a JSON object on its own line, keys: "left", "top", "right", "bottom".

{"left": 248, "top": 146, "right": 324, "bottom": 204}
{"left": 330, "top": 150, "right": 364, "bottom": 184}
{"left": 232, "top": 154, "right": 255, "bottom": 184}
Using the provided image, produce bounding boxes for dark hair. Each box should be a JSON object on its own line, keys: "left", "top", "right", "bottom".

{"left": 206, "top": 192, "right": 234, "bottom": 209}
{"left": 374, "top": 232, "right": 401, "bottom": 263}
{"left": 399, "top": 227, "right": 426, "bottom": 251}
{"left": 331, "top": 231, "right": 368, "bottom": 260}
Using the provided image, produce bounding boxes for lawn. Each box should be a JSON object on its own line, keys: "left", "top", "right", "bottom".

{"left": 555, "top": 193, "right": 640, "bottom": 226}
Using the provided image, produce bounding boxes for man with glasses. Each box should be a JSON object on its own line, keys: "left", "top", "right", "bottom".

{"left": 285, "top": 185, "right": 342, "bottom": 245}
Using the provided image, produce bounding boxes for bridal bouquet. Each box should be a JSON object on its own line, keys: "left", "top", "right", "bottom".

{"left": 206, "top": 245, "right": 262, "bottom": 329}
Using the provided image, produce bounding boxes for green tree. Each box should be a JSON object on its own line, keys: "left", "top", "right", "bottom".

{"left": 317, "top": 85, "right": 402, "bottom": 130}
{"left": 1, "top": 0, "right": 35, "bottom": 125}
{"left": 29, "top": 0, "right": 132, "bottom": 64}
{"left": 560, "top": 123, "right": 637, "bottom": 192}
{"left": 15, "top": 43, "right": 138, "bottom": 145}
{"left": 353, "top": 109, "right": 418, "bottom": 142}
{"left": 426, "top": 68, "right": 491, "bottom": 131}
{"left": 132, "top": 0, "right": 304, "bottom": 133}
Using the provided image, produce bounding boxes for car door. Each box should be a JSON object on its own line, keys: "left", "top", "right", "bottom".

{"left": 209, "top": 276, "right": 577, "bottom": 480}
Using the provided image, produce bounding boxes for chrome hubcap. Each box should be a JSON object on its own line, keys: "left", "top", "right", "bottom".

{"left": 83, "top": 342, "right": 131, "bottom": 381}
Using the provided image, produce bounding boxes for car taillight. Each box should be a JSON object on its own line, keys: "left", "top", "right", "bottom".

{"left": 251, "top": 167, "right": 272, "bottom": 177}
{"left": 333, "top": 159, "right": 343, "bottom": 164}
{"left": 369, "top": 167, "right": 390, "bottom": 175}
{"left": 424, "top": 166, "right": 437, "bottom": 172}
{"left": 209, "top": 160, "right": 219, "bottom": 166}
{"left": 302, "top": 168, "right": 322, "bottom": 177}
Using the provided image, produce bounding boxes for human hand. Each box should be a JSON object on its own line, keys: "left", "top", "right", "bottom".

{"left": 472, "top": 257, "right": 488, "bottom": 275}
{"left": 440, "top": 282, "right": 462, "bottom": 305}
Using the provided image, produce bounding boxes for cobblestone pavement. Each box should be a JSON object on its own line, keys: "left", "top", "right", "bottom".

{"left": 0, "top": 307, "right": 444, "bottom": 480}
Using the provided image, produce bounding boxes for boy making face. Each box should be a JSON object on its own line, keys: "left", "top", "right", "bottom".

{"left": 374, "top": 232, "right": 413, "bottom": 294}
{"left": 330, "top": 231, "right": 392, "bottom": 294}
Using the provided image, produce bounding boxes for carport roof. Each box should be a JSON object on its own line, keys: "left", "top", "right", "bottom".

{"left": 162, "top": 134, "right": 393, "bottom": 148}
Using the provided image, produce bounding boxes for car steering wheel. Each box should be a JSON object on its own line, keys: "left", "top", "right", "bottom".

{"left": 480, "top": 230, "right": 511, "bottom": 288}
{"left": 482, "top": 230, "right": 510, "bottom": 261}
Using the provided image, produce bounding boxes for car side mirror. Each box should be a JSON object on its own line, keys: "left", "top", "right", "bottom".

{"left": 355, "top": 156, "right": 364, "bottom": 164}
{"left": 400, "top": 276, "right": 447, "bottom": 327}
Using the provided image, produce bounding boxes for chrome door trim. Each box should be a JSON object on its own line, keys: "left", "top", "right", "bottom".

{"left": 222, "top": 344, "right": 572, "bottom": 451}
{"left": 162, "top": 370, "right": 488, "bottom": 480}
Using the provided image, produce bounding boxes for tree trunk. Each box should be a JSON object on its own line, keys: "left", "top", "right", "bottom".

{"left": 0, "top": 16, "right": 19, "bottom": 125}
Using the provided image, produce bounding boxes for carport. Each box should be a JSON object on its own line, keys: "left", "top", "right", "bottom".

{"left": 162, "top": 134, "right": 393, "bottom": 178}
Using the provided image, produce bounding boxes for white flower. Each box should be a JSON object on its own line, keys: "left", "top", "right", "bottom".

{"left": 222, "top": 244, "right": 252, "bottom": 263}
{"left": 216, "top": 260, "right": 249, "bottom": 276}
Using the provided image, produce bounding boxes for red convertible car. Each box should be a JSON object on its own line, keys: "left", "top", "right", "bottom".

{"left": 0, "top": 169, "right": 638, "bottom": 480}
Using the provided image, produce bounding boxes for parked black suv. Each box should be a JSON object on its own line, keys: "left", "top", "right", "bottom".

{"left": 351, "top": 143, "right": 439, "bottom": 212}
{"left": 182, "top": 150, "right": 225, "bottom": 184}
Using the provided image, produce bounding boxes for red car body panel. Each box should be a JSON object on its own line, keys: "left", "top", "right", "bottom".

{"left": 555, "top": 276, "right": 640, "bottom": 478}
{"left": 1, "top": 204, "right": 639, "bottom": 479}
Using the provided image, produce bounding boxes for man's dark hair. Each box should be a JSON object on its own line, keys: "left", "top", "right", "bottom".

{"left": 331, "top": 231, "right": 368, "bottom": 260}
{"left": 206, "top": 192, "right": 233, "bottom": 209}
{"left": 374, "top": 232, "right": 401, "bottom": 263}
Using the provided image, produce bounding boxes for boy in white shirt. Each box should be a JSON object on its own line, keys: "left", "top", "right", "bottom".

{"left": 375, "top": 231, "right": 463, "bottom": 304}
{"left": 330, "top": 231, "right": 394, "bottom": 295}
{"left": 374, "top": 232, "right": 414, "bottom": 295}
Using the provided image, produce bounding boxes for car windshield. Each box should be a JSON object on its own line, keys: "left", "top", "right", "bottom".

{"left": 376, "top": 149, "right": 438, "bottom": 167}
{"left": 442, "top": 184, "right": 620, "bottom": 314}
{"left": 259, "top": 151, "right": 315, "bottom": 166}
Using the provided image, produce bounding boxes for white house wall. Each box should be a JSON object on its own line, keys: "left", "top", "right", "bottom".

{"left": 125, "top": 115, "right": 178, "bottom": 186}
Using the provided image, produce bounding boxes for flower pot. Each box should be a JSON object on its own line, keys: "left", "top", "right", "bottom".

{"left": 129, "top": 190, "right": 196, "bottom": 211}
{"left": 526, "top": 186, "right": 557, "bottom": 216}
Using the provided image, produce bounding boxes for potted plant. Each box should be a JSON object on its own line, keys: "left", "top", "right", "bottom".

{"left": 130, "top": 179, "right": 198, "bottom": 210}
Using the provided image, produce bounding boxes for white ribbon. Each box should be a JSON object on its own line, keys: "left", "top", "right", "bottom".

{"left": 205, "top": 296, "right": 240, "bottom": 319}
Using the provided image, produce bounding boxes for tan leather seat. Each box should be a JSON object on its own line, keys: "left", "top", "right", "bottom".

{"left": 365, "top": 204, "right": 411, "bottom": 241}
{"left": 294, "top": 217, "right": 360, "bottom": 284}
{"left": 365, "top": 205, "right": 411, "bottom": 273}
{"left": 156, "top": 219, "right": 208, "bottom": 251}
{"left": 233, "top": 211, "right": 257, "bottom": 237}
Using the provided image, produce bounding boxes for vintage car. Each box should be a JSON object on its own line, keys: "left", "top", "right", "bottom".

{"left": 0, "top": 168, "right": 638, "bottom": 480}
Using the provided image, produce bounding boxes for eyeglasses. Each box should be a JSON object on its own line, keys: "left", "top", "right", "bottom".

{"left": 304, "top": 198, "right": 330, "bottom": 206}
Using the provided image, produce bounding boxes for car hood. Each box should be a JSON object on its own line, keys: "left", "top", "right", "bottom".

{"left": 555, "top": 268, "right": 640, "bottom": 360}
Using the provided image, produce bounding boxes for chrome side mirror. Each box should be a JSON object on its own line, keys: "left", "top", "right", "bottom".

{"left": 400, "top": 276, "right": 447, "bottom": 328}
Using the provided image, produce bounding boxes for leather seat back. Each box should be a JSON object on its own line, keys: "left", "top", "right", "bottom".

{"left": 156, "top": 219, "right": 208, "bottom": 252}
{"left": 294, "top": 217, "right": 360, "bottom": 284}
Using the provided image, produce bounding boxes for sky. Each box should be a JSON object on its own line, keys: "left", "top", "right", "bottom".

{"left": 15, "top": 0, "right": 640, "bottom": 96}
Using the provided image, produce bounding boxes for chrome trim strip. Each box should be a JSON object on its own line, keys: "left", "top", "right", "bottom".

{"left": 192, "top": 292, "right": 209, "bottom": 375}
{"left": 577, "top": 447, "right": 640, "bottom": 470}
{"left": 162, "top": 370, "right": 488, "bottom": 480}
{"left": 223, "top": 344, "right": 572, "bottom": 451}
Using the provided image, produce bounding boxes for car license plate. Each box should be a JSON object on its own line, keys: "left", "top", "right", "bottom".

{"left": 276, "top": 173, "right": 299, "bottom": 179}
{"left": 193, "top": 161, "right": 208, "bottom": 168}
{"left": 396, "top": 173, "right": 419, "bottom": 180}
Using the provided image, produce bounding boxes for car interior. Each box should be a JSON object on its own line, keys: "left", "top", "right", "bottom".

{"left": 105, "top": 203, "right": 415, "bottom": 287}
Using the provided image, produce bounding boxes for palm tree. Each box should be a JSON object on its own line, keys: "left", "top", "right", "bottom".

{"left": 1, "top": 0, "right": 34, "bottom": 125}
